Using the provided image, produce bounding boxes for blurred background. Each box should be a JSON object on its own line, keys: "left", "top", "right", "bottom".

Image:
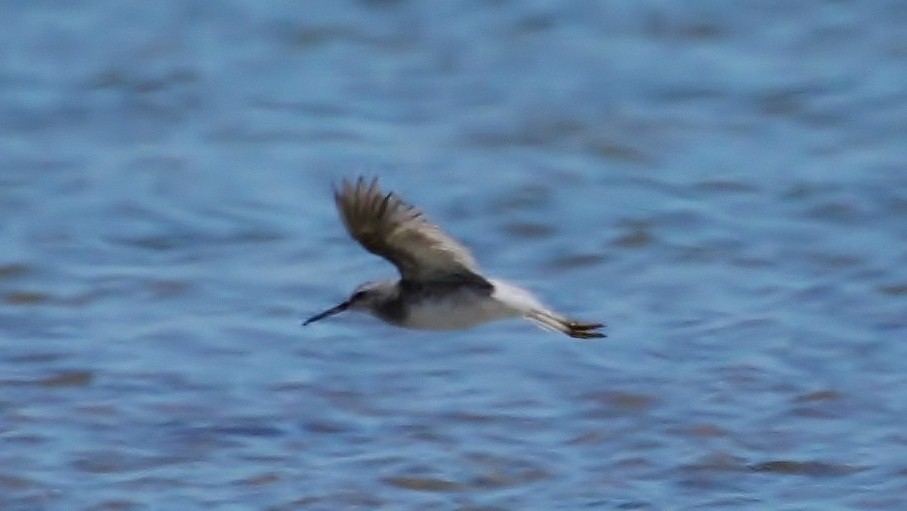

{"left": 2, "top": 1, "right": 906, "bottom": 509}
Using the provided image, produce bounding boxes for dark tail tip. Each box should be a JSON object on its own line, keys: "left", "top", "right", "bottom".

{"left": 565, "top": 321, "right": 607, "bottom": 339}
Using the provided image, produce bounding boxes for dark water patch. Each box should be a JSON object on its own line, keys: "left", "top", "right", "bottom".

{"left": 802, "top": 251, "right": 863, "bottom": 269}
{"left": 210, "top": 123, "right": 365, "bottom": 144}
{"left": 677, "top": 452, "right": 750, "bottom": 491}
{"left": 850, "top": 497, "right": 907, "bottom": 511}
{"left": 804, "top": 200, "right": 864, "bottom": 224}
{"left": 0, "top": 495, "right": 63, "bottom": 511}
{"left": 468, "top": 466, "right": 550, "bottom": 489}
{"left": 757, "top": 88, "right": 817, "bottom": 118}
{"left": 589, "top": 141, "right": 653, "bottom": 165}
{"left": 782, "top": 182, "right": 838, "bottom": 201}
{"left": 512, "top": 13, "right": 556, "bottom": 36}
{"left": 499, "top": 221, "right": 555, "bottom": 239}
{"left": 462, "top": 453, "right": 552, "bottom": 489}
{"left": 792, "top": 389, "right": 843, "bottom": 404}
{"left": 545, "top": 253, "right": 608, "bottom": 270}
{"left": 680, "top": 452, "right": 748, "bottom": 474}
{"left": 0, "top": 263, "right": 31, "bottom": 279}
{"left": 692, "top": 180, "right": 760, "bottom": 194}
{"left": 566, "top": 430, "right": 610, "bottom": 446}
{"left": 580, "top": 390, "right": 657, "bottom": 421}
{"left": 392, "top": 422, "right": 452, "bottom": 444}
{"left": 277, "top": 490, "right": 387, "bottom": 509}
{"left": 145, "top": 278, "right": 192, "bottom": 299}
{"left": 71, "top": 450, "right": 186, "bottom": 475}
{"left": 610, "top": 227, "right": 654, "bottom": 249}
{"left": 103, "top": 371, "right": 218, "bottom": 396}
{"left": 460, "top": 114, "right": 587, "bottom": 149}
{"left": 108, "top": 234, "right": 196, "bottom": 252}
{"left": 109, "top": 228, "right": 283, "bottom": 252}
{"left": 209, "top": 423, "right": 285, "bottom": 438}
{"left": 278, "top": 25, "right": 359, "bottom": 49}
{"left": 748, "top": 460, "right": 863, "bottom": 477}
{"left": 381, "top": 475, "right": 464, "bottom": 492}
{"left": 673, "top": 423, "right": 730, "bottom": 439}
{"left": 885, "top": 195, "right": 907, "bottom": 215}
{"left": 232, "top": 471, "right": 282, "bottom": 487}
{"left": 250, "top": 98, "right": 348, "bottom": 117}
{"left": 488, "top": 184, "right": 552, "bottom": 213}
{"left": 3, "top": 290, "right": 51, "bottom": 305}
{"left": 645, "top": 13, "right": 727, "bottom": 41}
{"left": 784, "top": 388, "right": 865, "bottom": 423}
{"left": 3, "top": 351, "right": 70, "bottom": 364}
{"left": 436, "top": 410, "right": 528, "bottom": 426}
{"left": 37, "top": 370, "right": 93, "bottom": 388}
{"left": 0, "top": 369, "right": 93, "bottom": 388}
{"left": 300, "top": 419, "right": 354, "bottom": 434}
{"left": 169, "top": 426, "right": 248, "bottom": 452}
{"left": 86, "top": 67, "right": 199, "bottom": 93}
{"left": 84, "top": 499, "right": 141, "bottom": 511}
{"left": 652, "top": 86, "right": 726, "bottom": 102}
{"left": 877, "top": 283, "right": 907, "bottom": 296}
{"left": 0, "top": 473, "right": 37, "bottom": 491}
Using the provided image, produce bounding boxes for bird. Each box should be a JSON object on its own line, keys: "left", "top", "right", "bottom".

{"left": 303, "top": 177, "right": 606, "bottom": 339}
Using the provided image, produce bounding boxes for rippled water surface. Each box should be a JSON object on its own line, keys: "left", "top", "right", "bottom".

{"left": 2, "top": 1, "right": 907, "bottom": 510}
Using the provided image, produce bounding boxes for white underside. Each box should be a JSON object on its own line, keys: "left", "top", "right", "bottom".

{"left": 398, "top": 278, "right": 560, "bottom": 331}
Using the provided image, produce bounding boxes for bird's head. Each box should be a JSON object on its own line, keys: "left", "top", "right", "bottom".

{"left": 303, "top": 280, "right": 396, "bottom": 325}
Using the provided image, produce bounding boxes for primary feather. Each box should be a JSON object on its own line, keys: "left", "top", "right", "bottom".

{"left": 334, "top": 177, "right": 485, "bottom": 284}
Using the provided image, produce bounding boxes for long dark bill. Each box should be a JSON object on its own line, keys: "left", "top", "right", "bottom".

{"left": 302, "top": 301, "right": 350, "bottom": 326}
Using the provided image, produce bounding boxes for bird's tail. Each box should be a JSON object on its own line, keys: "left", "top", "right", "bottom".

{"left": 525, "top": 308, "right": 606, "bottom": 339}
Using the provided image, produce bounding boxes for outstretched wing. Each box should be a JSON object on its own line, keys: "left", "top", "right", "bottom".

{"left": 334, "top": 177, "right": 486, "bottom": 283}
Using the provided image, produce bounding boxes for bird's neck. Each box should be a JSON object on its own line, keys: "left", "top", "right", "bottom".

{"left": 368, "top": 282, "right": 407, "bottom": 325}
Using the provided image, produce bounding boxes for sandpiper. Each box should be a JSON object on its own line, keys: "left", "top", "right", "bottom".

{"left": 304, "top": 177, "right": 605, "bottom": 339}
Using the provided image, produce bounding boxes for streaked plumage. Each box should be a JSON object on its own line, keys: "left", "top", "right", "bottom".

{"left": 304, "top": 177, "right": 605, "bottom": 339}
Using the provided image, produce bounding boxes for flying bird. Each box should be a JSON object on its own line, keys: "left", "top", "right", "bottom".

{"left": 304, "top": 177, "right": 605, "bottom": 339}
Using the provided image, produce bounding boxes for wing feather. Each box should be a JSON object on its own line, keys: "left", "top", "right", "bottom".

{"left": 333, "top": 177, "right": 485, "bottom": 283}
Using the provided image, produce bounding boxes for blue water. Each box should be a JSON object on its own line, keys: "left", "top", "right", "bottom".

{"left": 2, "top": 1, "right": 906, "bottom": 509}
